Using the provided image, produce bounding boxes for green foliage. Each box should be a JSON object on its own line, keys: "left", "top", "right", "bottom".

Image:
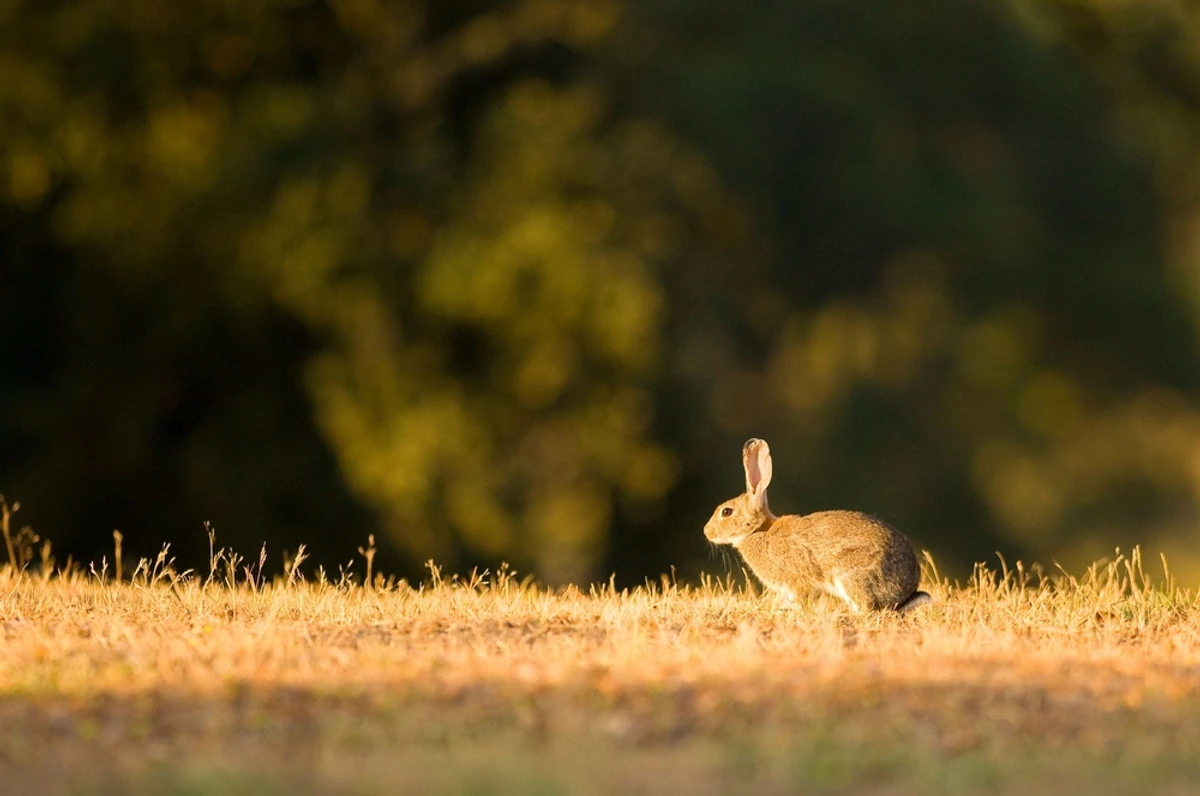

{"left": 4, "top": 0, "right": 1200, "bottom": 581}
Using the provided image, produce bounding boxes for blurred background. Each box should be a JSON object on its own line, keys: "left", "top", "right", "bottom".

{"left": 4, "top": 0, "right": 1200, "bottom": 585}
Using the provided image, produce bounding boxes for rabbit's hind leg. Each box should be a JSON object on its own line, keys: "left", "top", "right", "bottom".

{"left": 826, "top": 576, "right": 867, "bottom": 614}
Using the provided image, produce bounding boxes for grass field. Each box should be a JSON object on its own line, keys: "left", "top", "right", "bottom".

{"left": 1, "top": 528, "right": 1199, "bottom": 795}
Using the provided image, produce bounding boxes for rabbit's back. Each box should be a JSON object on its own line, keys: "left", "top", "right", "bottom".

{"left": 742, "top": 510, "right": 921, "bottom": 609}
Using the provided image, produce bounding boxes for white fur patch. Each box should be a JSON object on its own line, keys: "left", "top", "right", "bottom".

{"left": 759, "top": 578, "right": 796, "bottom": 603}
{"left": 830, "top": 578, "right": 861, "bottom": 613}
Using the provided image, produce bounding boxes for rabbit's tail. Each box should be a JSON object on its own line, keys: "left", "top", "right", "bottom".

{"left": 897, "top": 590, "right": 932, "bottom": 613}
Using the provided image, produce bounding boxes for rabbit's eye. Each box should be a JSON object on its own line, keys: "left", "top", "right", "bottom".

{"left": 721, "top": 507, "right": 734, "bottom": 517}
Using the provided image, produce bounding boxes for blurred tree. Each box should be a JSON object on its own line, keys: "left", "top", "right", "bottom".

{"left": 0, "top": 0, "right": 750, "bottom": 581}
{"left": 4, "top": 0, "right": 1200, "bottom": 582}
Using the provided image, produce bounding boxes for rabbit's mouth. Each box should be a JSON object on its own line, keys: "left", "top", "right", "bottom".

{"left": 703, "top": 524, "right": 748, "bottom": 547}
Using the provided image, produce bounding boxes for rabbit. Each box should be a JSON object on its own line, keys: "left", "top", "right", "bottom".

{"left": 704, "top": 438, "right": 931, "bottom": 613}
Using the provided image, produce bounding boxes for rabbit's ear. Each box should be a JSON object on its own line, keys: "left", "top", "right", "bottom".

{"left": 742, "top": 438, "right": 773, "bottom": 503}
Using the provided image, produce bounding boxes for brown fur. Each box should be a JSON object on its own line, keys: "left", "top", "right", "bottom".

{"left": 704, "top": 439, "right": 928, "bottom": 613}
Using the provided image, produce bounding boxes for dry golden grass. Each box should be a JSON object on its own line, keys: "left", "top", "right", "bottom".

{"left": 1, "top": 527, "right": 1200, "bottom": 795}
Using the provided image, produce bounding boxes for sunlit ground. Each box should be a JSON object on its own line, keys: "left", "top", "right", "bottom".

{"left": 2, "top": 549, "right": 1199, "bottom": 795}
